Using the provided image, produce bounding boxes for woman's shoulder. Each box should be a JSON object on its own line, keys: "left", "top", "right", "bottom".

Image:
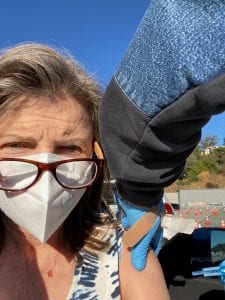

{"left": 68, "top": 216, "right": 123, "bottom": 300}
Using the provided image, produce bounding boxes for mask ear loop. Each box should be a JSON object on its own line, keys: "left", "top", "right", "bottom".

{"left": 93, "top": 142, "right": 116, "bottom": 221}
{"left": 94, "top": 141, "right": 104, "bottom": 160}
{"left": 94, "top": 141, "right": 115, "bottom": 221}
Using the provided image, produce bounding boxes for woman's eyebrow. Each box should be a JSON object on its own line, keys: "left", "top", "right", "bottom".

{"left": 0, "top": 133, "right": 37, "bottom": 141}
{"left": 56, "top": 138, "right": 90, "bottom": 145}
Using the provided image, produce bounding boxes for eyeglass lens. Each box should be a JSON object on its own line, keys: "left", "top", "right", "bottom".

{"left": 0, "top": 160, "right": 98, "bottom": 190}
{"left": 56, "top": 161, "right": 97, "bottom": 188}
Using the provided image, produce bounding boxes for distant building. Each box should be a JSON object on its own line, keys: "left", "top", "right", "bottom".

{"left": 200, "top": 145, "right": 225, "bottom": 155}
{"left": 164, "top": 192, "right": 179, "bottom": 205}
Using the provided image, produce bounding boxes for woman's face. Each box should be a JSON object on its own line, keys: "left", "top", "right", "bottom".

{"left": 0, "top": 95, "right": 93, "bottom": 158}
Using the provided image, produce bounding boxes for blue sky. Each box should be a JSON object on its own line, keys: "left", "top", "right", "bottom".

{"left": 1, "top": 0, "right": 224, "bottom": 144}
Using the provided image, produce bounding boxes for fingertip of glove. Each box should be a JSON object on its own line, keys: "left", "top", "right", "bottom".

{"left": 131, "top": 251, "right": 147, "bottom": 271}
{"left": 132, "top": 258, "right": 146, "bottom": 271}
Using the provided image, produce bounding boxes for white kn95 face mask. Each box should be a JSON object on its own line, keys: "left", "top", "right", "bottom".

{"left": 0, "top": 153, "right": 90, "bottom": 243}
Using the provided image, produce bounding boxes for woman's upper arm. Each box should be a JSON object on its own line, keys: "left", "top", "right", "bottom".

{"left": 119, "top": 245, "right": 170, "bottom": 300}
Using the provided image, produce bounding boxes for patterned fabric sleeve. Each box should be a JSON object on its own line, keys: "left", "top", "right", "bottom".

{"left": 67, "top": 224, "right": 123, "bottom": 300}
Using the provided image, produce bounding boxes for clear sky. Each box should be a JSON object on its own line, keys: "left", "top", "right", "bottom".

{"left": 0, "top": 0, "right": 224, "bottom": 144}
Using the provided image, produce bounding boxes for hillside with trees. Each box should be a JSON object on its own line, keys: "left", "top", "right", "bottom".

{"left": 165, "top": 135, "right": 225, "bottom": 192}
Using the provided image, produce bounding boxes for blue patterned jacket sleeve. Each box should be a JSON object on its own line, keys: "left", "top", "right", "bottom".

{"left": 99, "top": 0, "right": 225, "bottom": 209}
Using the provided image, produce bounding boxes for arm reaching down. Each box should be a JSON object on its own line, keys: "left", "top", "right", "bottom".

{"left": 99, "top": 0, "right": 225, "bottom": 270}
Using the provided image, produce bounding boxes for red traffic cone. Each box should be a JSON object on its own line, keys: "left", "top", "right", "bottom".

{"left": 205, "top": 216, "right": 210, "bottom": 227}
{"left": 185, "top": 208, "right": 190, "bottom": 214}
{"left": 221, "top": 219, "right": 225, "bottom": 229}
{"left": 195, "top": 220, "right": 198, "bottom": 229}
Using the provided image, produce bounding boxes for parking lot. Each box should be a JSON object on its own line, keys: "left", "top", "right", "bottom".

{"left": 176, "top": 205, "right": 225, "bottom": 228}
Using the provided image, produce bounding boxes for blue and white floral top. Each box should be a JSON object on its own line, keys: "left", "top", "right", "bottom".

{"left": 67, "top": 224, "right": 123, "bottom": 300}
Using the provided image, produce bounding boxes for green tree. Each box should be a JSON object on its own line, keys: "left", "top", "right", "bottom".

{"left": 214, "top": 147, "right": 225, "bottom": 164}
{"left": 180, "top": 151, "right": 198, "bottom": 179}
{"left": 180, "top": 151, "right": 218, "bottom": 182}
{"left": 198, "top": 134, "right": 218, "bottom": 150}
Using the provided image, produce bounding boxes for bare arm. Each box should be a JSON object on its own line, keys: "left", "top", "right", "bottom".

{"left": 120, "top": 244, "right": 170, "bottom": 300}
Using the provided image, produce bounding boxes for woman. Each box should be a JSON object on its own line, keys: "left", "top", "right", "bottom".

{"left": 0, "top": 43, "right": 170, "bottom": 300}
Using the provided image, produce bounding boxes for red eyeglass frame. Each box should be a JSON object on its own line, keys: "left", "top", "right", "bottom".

{"left": 0, "top": 142, "right": 104, "bottom": 192}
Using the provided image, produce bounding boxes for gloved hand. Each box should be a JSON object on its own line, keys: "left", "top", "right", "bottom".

{"left": 115, "top": 192, "right": 163, "bottom": 271}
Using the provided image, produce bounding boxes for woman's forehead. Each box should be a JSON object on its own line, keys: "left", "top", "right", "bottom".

{"left": 0, "top": 95, "right": 93, "bottom": 135}
{"left": 3, "top": 95, "right": 90, "bottom": 120}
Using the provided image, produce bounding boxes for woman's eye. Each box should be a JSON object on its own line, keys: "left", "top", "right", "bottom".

{"left": 0, "top": 142, "right": 34, "bottom": 156}
{"left": 3, "top": 142, "right": 35, "bottom": 150}
{"left": 67, "top": 145, "right": 81, "bottom": 151}
{"left": 6, "top": 142, "right": 26, "bottom": 148}
{"left": 57, "top": 145, "right": 82, "bottom": 152}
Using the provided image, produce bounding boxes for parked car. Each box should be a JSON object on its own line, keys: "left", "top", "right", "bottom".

{"left": 163, "top": 197, "right": 183, "bottom": 242}
{"left": 159, "top": 227, "right": 225, "bottom": 300}
{"left": 103, "top": 181, "right": 225, "bottom": 298}
{"left": 163, "top": 201, "right": 177, "bottom": 216}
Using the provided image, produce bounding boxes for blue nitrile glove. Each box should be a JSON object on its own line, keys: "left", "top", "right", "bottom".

{"left": 115, "top": 192, "right": 163, "bottom": 271}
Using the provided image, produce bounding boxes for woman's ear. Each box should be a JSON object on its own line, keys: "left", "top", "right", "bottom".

{"left": 94, "top": 142, "right": 104, "bottom": 160}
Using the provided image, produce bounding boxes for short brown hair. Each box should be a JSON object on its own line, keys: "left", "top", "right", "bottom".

{"left": 0, "top": 43, "right": 102, "bottom": 138}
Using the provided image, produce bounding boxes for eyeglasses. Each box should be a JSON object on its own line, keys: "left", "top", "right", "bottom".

{"left": 0, "top": 158, "right": 104, "bottom": 192}
{"left": 0, "top": 142, "right": 104, "bottom": 192}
